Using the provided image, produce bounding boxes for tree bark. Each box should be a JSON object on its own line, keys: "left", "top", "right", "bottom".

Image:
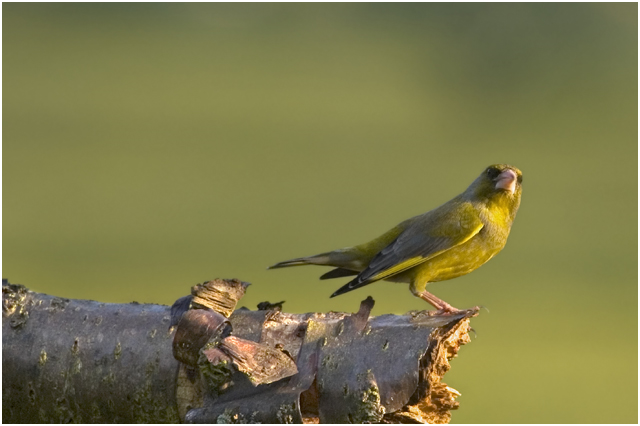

{"left": 2, "top": 279, "right": 477, "bottom": 424}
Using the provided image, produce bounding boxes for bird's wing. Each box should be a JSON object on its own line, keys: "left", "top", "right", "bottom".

{"left": 331, "top": 202, "right": 483, "bottom": 297}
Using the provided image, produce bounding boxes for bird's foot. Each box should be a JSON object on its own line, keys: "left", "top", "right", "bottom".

{"left": 433, "top": 304, "right": 461, "bottom": 315}
{"left": 418, "top": 291, "right": 462, "bottom": 315}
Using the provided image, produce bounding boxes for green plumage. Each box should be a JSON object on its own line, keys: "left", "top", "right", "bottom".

{"left": 269, "top": 164, "right": 523, "bottom": 311}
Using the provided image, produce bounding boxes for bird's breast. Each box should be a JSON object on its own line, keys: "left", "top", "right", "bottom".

{"left": 404, "top": 224, "right": 509, "bottom": 284}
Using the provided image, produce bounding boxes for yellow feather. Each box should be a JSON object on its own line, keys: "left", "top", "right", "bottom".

{"left": 371, "top": 256, "right": 425, "bottom": 281}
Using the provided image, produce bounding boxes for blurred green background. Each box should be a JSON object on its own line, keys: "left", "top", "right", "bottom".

{"left": 3, "top": 3, "right": 637, "bottom": 423}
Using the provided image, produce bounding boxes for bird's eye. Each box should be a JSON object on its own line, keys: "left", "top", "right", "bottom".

{"left": 517, "top": 175, "right": 523, "bottom": 183}
{"left": 486, "top": 168, "right": 500, "bottom": 179}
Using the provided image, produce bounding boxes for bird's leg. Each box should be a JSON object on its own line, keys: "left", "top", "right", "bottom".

{"left": 418, "top": 291, "right": 459, "bottom": 314}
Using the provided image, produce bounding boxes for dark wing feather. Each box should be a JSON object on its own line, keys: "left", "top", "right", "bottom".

{"left": 320, "top": 268, "right": 359, "bottom": 280}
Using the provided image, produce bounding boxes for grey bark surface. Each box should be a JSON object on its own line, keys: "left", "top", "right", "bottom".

{"left": 2, "top": 281, "right": 179, "bottom": 423}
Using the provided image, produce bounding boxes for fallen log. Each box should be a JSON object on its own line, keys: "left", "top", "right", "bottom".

{"left": 2, "top": 279, "right": 477, "bottom": 423}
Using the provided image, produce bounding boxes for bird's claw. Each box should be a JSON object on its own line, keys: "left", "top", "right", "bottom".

{"left": 433, "top": 306, "right": 463, "bottom": 316}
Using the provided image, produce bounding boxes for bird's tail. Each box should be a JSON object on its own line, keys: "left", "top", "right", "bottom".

{"left": 267, "top": 252, "right": 333, "bottom": 269}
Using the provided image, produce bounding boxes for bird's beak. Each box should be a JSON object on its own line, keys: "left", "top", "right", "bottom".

{"left": 495, "top": 169, "right": 517, "bottom": 194}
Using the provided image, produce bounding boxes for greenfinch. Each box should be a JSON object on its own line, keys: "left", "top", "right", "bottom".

{"left": 269, "top": 164, "right": 523, "bottom": 313}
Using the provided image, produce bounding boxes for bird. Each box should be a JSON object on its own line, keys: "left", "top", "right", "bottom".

{"left": 268, "top": 164, "right": 523, "bottom": 313}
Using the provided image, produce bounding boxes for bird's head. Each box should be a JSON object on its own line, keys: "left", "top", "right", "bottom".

{"left": 467, "top": 164, "right": 523, "bottom": 218}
